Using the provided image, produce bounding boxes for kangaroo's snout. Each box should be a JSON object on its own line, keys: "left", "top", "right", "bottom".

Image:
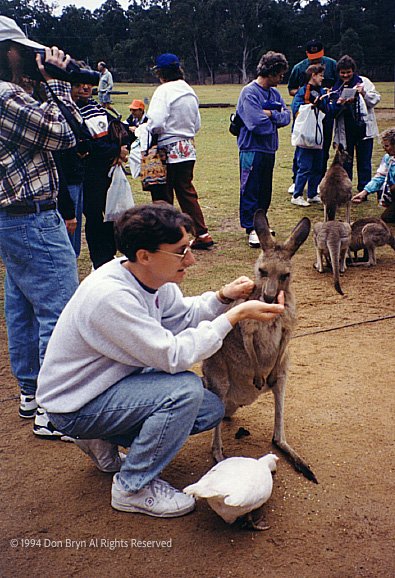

{"left": 263, "top": 293, "right": 277, "bottom": 304}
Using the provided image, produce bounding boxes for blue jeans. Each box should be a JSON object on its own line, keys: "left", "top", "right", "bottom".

{"left": 67, "top": 183, "right": 83, "bottom": 257}
{"left": 49, "top": 370, "right": 225, "bottom": 492}
{"left": 239, "top": 151, "right": 275, "bottom": 231}
{"left": 294, "top": 147, "right": 323, "bottom": 199}
{"left": 0, "top": 209, "right": 79, "bottom": 396}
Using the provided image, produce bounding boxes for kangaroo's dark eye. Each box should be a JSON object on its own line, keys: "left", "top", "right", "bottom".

{"left": 259, "top": 270, "right": 268, "bottom": 278}
{"left": 280, "top": 273, "right": 290, "bottom": 282}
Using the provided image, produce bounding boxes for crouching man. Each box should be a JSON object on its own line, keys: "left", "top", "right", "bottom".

{"left": 36, "top": 204, "right": 284, "bottom": 518}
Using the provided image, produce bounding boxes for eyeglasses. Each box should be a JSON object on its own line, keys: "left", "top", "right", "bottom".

{"left": 155, "top": 246, "right": 192, "bottom": 261}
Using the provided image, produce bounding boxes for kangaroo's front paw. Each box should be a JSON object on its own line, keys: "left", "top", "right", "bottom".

{"left": 253, "top": 375, "right": 263, "bottom": 390}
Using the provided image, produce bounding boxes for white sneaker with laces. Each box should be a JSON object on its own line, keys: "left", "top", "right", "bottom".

{"left": 291, "top": 196, "right": 310, "bottom": 207}
{"left": 307, "top": 195, "right": 322, "bottom": 204}
{"left": 248, "top": 230, "right": 260, "bottom": 248}
{"left": 288, "top": 183, "right": 295, "bottom": 194}
{"left": 19, "top": 394, "right": 38, "bottom": 419}
{"left": 74, "top": 438, "right": 126, "bottom": 472}
{"left": 111, "top": 474, "right": 196, "bottom": 518}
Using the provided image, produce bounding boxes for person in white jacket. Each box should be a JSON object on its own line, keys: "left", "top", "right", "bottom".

{"left": 332, "top": 55, "right": 380, "bottom": 192}
{"left": 147, "top": 53, "right": 214, "bottom": 250}
{"left": 35, "top": 203, "right": 285, "bottom": 519}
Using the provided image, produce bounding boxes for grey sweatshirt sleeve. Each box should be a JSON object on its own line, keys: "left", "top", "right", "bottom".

{"left": 78, "top": 285, "right": 233, "bottom": 374}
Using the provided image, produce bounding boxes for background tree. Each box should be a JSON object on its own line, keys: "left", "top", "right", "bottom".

{"left": 2, "top": 0, "right": 393, "bottom": 83}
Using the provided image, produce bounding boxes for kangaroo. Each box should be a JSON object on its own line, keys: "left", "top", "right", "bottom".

{"left": 320, "top": 144, "right": 352, "bottom": 222}
{"left": 349, "top": 217, "right": 395, "bottom": 266}
{"left": 313, "top": 221, "right": 352, "bottom": 295}
{"left": 202, "top": 210, "right": 317, "bottom": 483}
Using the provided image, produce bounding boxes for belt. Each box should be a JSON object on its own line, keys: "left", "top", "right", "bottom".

{"left": 4, "top": 200, "right": 57, "bottom": 215}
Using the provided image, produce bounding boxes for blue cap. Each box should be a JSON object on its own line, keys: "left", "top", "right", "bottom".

{"left": 153, "top": 53, "right": 180, "bottom": 70}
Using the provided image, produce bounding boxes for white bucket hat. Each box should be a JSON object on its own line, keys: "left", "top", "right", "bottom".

{"left": 0, "top": 16, "right": 46, "bottom": 49}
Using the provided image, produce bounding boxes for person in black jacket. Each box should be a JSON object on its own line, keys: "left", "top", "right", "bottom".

{"left": 72, "top": 81, "right": 128, "bottom": 269}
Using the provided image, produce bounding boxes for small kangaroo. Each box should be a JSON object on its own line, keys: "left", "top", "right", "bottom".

{"left": 202, "top": 210, "right": 317, "bottom": 483}
{"left": 320, "top": 144, "right": 352, "bottom": 222}
{"left": 349, "top": 217, "right": 395, "bottom": 266}
{"left": 313, "top": 221, "right": 352, "bottom": 295}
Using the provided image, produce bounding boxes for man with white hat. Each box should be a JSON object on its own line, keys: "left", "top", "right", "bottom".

{"left": 0, "top": 16, "right": 81, "bottom": 437}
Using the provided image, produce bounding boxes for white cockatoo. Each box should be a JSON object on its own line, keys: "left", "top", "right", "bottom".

{"left": 183, "top": 453, "right": 279, "bottom": 530}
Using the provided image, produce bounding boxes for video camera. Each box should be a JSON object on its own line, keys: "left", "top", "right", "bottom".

{"left": 33, "top": 48, "right": 100, "bottom": 85}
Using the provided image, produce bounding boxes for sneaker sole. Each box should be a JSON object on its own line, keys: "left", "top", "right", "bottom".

{"left": 111, "top": 499, "right": 195, "bottom": 518}
{"left": 19, "top": 409, "right": 37, "bottom": 419}
{"left": 33, "top": 426, "right": 74, "bottom": 442}
{"left": 249, "top": 243, "right": 260, "bottom": 248}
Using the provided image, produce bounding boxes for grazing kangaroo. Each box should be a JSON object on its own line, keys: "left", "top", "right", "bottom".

{"left": 320, "top": 144, "right": 352, "bottom": 222}
{"left": 313, "top": 221, "right": 352, "bottom": 295}
{"left": 202, "top": 210, "right": 317, "bottom": 483}
{"left": 349, "top": 217, "right": 395, "bottom": 266}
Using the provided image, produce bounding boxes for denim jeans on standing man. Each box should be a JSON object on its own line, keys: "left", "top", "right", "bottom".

{"left": 0, "top": 208, "right": 79, "bottom": 396}
{"left": 48, "top": 369, "right": 225, "bottom": 492}
{"left": 67, "top": 183, "right": 83, "bottom": 257}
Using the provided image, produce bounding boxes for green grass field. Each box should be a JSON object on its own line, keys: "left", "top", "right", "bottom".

{"left": 0, "top": 83, "right": 393, "bottom": 304}
{"left": 90, "top": 82, "right": 394, "bottom": 295}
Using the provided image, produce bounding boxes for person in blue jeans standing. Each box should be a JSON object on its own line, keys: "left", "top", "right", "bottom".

{"left": 36, "top": 204, "right": 285, "bottom": 518}
{"left": 236, "top": 51, "right": 290, "bottom": 248}
{"left": 291, "top": 64, "right": 336, "bottom": 207}
{"left": 0, "top": 17, "right": 80, "bottom": 436}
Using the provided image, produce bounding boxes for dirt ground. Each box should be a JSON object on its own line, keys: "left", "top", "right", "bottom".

{"left": 0, "top": 234, "right": 394, "bottom": 578}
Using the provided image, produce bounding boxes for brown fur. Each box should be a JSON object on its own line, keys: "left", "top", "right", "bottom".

{"left": 202, "top": 211, "right": 317, "bottom": 483}
{"left": 320, "top": 144, "right": 352, "bottom": 222}
{"left": 349, "top": 217, "right": 395, "bottom": 266}
{"left": 313, "top": 221, "right": 352, "bottom": 295}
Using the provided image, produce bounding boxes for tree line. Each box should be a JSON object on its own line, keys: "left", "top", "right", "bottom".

{"left": 2, "top": 0, "right": 394, "bottom": 83}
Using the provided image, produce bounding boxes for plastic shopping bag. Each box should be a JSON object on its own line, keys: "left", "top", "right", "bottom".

{"left": 104, "top": 165, "right": 134, "bottom": 222}
{"left": 291, "top": 104, "right": 325, "bottom": 149}
{"left": 128, "top": 138, "right": 142, "bottom": 179}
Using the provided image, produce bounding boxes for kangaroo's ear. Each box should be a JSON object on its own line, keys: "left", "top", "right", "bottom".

{"left": 283, "top": 217, "right": 311, "bottom": 256}
{"left": 254, "top": 209, "right": 275, "bottom": 251}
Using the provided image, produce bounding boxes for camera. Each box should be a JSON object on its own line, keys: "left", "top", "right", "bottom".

{"left": 33, "top": 49, "right": 100, "bottom": 85}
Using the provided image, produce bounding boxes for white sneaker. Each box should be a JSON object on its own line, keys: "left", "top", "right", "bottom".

{"left": 248, "top": 230, "right": 260, "bottom": 248}
{"left": 307, "top": 195, "right": 322, "bottom": 204}
{"left": 291, "top": 196, "right": 310, "bottom": 207}
{"left": 111, "top": 474, "right": 196, "bottom": 518}
{"left": 74, "top": 438, "right": 126, "bottom": 473}
{"left": 288, "top": 183, "right": 295, "bottom": 194}
{"left": 33, "top": 408, "right": 73, "bottom": 441}
{"left": 19, "top": 394, "right": 38, "bottom": 419}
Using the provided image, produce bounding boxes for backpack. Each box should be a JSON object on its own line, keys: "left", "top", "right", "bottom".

{"left": 229, "top": 112, "right": 244, "bottom": 137}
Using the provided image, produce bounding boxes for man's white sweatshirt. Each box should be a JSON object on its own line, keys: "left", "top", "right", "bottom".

{"left": 36, "top": 259, "right": 232, "bottom": 413}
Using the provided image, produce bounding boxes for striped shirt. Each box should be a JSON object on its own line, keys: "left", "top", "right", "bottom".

{"left": 0, "top": 79, "right": 82, "bottom": 207}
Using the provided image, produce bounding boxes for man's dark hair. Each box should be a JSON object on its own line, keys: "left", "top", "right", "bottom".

{"left": 305, "top": 63, "right": 325, "bottom": 82}
{"left": 336, "top": 55, "right": 356, "bottom": 73}
{"left": 0, "top": 40, "right": 12, "bottom": 81}
{"left": 115, "top": 203, "right": 194, "bottom": 261}
{"left": 256, "top": 51, "right": 288, "bottom": 78}
{"left": 155, "top": 66, "right": 184, "bottom": 82}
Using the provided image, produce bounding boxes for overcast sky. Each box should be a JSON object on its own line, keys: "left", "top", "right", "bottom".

{"left": 52, "top": 0, "right": 131, "bottom": 15}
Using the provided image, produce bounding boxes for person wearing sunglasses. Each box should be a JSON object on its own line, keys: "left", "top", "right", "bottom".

{"left": 35, "top": 203, "right": 285, "bottom": 520}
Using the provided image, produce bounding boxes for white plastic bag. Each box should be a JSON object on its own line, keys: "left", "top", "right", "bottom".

{"left": 128, "top": 139, "right": 142, "bottom": 179}
{"left": 104, "top": 165, "right": 134, "bottom": 222}
{"left": 291, "top": 104, "right": 325, "bottom": 149}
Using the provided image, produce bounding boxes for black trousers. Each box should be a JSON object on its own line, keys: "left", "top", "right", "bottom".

{"left": 83, "top": 167, "right": 116, "bottom": 269}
